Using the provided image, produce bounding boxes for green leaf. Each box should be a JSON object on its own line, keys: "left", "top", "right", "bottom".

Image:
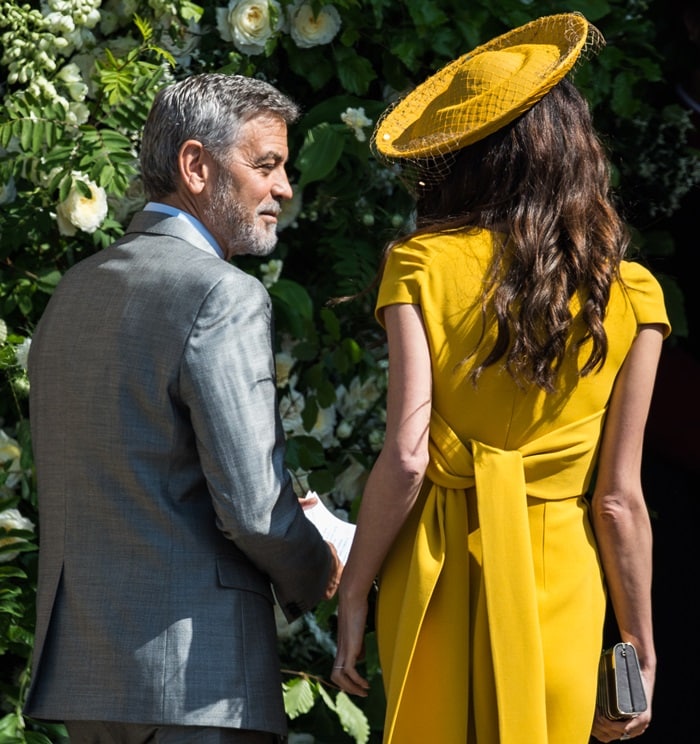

{"left": 25, "top": 733, "right": 59, "bottom": 744}
{"left": 335, "top": 690, "right": 371, "bottom": 744}
{"left": 269, "top": 279, "right": 313, "bottom": 321}
{"left": 180, "top": 1, "right": 204, "bottom": 22}
{"left": 301, "top": 394, "right": 318, "bottom": 432}
{"left": 19, "top": 119, "right": 34, "bottom": 152}
{"left": 282, "top": 676, "right": 316, "bottom": 718}
{"left": 0, "top": 566, "right": 28, "bottom": 580}
{"left": 308, "top": 468, "right": 335, "bottom": 494}
{"left": 320, "top": 306, "right": 341, "bottom": 341}
{"left": 567, "top": 0, "right": 612, "bottom": 22}
{"left": 291, "top": 340, "right": 319, "bottom": 362}
{"left": 285, "top": 44, "right": 335, "bottom": 90}
{"left": 295, "top": 124, "right": 347, "bottom": 189}
{"left": 405, "top": 0, "right": 449, "bottom": 28}
{"left": 611, "top": 71, "right": 641, "bottom": 117}
{"left": 317, "top": 680, "right": 337, "bottom": 710}
{"left": 333, "top": 47, "right": 377, "bottom": 96}
{"left": 285, "top": 435, "right": 327, "bottom": 470}
{"left": 0, "top": 712, "right": 21, "bottom": 740}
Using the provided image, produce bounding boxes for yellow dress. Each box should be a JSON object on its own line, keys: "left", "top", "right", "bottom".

{"left": 374, "top": 229, "right": 670, "bottom": 744}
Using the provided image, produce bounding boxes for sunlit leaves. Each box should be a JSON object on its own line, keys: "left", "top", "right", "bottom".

{"left": 296, "top": 123, "right": 347, "bottom": 188}
{"left": 283, "top": 676, "right": 370, "bottom": 744}
{"left": 0, "top": 94, "right": 68, "bottom": 154}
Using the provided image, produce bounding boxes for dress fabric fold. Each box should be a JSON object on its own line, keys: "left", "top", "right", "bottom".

{"left": 377, "top": 407, "right": 606, "bottom": 744}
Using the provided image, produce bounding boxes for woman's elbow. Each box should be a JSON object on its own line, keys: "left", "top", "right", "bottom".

{"left": 379, "top": 445, "right": 429, "bottom": 492}
{"left": 591, "top": 487, "right": 648, "bottom": 526}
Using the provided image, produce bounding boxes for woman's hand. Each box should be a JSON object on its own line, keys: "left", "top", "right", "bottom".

{"left": 330, "top": 589, "right": 371, "bottom": 697}
{"left": 590, "top": 671, "right": 653, "bottom": 742}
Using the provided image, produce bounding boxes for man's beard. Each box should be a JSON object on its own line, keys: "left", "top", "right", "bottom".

{"left": 205, "top": 169, "right": 279, "bottom": 258}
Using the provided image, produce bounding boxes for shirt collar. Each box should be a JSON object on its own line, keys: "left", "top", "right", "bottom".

{"left": 143, "top": 202, "right": 224, "bottom": 259}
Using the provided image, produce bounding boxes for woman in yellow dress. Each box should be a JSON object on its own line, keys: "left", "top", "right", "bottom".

{"left": 331, "top": 13, "right": 668, "bottom": 744}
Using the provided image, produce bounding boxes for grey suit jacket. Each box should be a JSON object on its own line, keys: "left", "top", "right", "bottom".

{"left": 24, "top": 211, "right": 332, "bottom": 734}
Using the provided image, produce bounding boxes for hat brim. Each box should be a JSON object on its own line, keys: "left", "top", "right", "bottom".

{"left": 374, "top": 13, "right": 595, "bottom": 160}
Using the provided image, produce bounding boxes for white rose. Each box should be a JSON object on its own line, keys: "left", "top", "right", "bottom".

{"left": 56, "top": 174, "right": 108, "bottom": 235}
{"left": 275, "top": 350, "right": 296, "bottom": 388}
{"left": 287, "top": 1, "right": 341, "bottom": 49}
{"left": 0, "top": 508, "right": 36, "bottom": 563}
{"left": 216, "top": 0, "right": 283, "bottom": 55}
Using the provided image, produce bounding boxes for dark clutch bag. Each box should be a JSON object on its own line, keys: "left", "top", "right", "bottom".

{"left": 597, "top": 642, "right": 648, "bottom": 720}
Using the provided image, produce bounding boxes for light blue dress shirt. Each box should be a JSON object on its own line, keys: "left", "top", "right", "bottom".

{"left": 144, "top": 202, "right": 224, "bottom": 259}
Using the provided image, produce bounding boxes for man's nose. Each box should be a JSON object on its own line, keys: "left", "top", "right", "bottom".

{"left": 272, "top": 170, "right": 293, "bottom": 200}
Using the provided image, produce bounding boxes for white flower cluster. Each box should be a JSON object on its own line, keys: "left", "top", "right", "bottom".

{"left": 13, "top": 338, "right": 32, "bottom": 371}
{"left": 340, "top": 106, "right": 373, "bottom": 142}
{"left": 260, "top": 258, "right": 284, "bottom": 288}
{"left": 0, "top": 1, "right": 94, "bottom": 130}
{"left": 56, "top": 173, "right": 109, "bottom": 236}
{"left": 216, "top": 0, "right": 341, "bottom": 56}
{"left": 274, "top": 336, "right": 388, "bottom": 503}
{"left": 44, "top": 0, "right": 102, "bottom": 55}
{"left": 98, "top": 0, "right": 139, "bottom": 35}
{"left": 277, "top": 187, "right": 303, "bottom": 230}
{"left": 0, "top": 508, "right": 35, "bottom": 563}
{"left": 0, "top": 3, "right": 69, "bottom": 84}
{"left": 280, "top": 388, "right": 339, "bottom": 450}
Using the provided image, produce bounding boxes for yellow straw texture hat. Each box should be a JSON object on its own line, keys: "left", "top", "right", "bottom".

{"left": 372, "top": 12, "right": 603, "bottom": 168}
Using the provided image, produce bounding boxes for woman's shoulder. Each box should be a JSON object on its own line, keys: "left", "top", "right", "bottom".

{"left": 617, "top": 259, "right": 671, "bottom": 334}
{"left": 618, "top": 259, "right": 666, "bottom": 303}
{"left": 387, "top": 227, "right": 495, "bottom": 268}
{"left": 619, "top": 258, "right": 662, "bottom": 286}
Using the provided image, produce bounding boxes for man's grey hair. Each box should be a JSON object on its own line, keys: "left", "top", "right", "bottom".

{"left": 140, "top": 73, "right": 301, "bottom": 200}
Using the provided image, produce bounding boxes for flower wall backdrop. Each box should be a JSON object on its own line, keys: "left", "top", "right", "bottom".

{"left": 0, "top": 1, "right": 696, "bottom": 742}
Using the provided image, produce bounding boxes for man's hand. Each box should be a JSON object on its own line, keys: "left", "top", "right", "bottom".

{"left": 324, "top": 540, "right": 343, "bottom": 600}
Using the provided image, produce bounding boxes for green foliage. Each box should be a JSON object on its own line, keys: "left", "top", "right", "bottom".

{"left": 0, "top": 0, "right": 695, "bottom": 741}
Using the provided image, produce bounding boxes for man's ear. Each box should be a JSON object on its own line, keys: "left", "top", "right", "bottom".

{"left": 178, "top": 139, "right": 213, "bottom": 195}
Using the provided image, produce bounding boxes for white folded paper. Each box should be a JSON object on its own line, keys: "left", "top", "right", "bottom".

{"left": 303, "top": 490, "right": 356, "bottom": 564}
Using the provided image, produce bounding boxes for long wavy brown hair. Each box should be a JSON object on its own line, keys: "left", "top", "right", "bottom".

{"left": 393, "top": 78, "right": 629, "bottom": 392}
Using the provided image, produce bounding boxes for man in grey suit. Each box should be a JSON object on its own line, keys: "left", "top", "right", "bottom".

{"left": 24, "top": 73, "right": 342, "bottom": 744}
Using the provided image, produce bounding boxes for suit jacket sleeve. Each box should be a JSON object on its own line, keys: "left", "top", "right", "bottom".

{"left": 180, "top": 268, "right": 332, "bottom": 619}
